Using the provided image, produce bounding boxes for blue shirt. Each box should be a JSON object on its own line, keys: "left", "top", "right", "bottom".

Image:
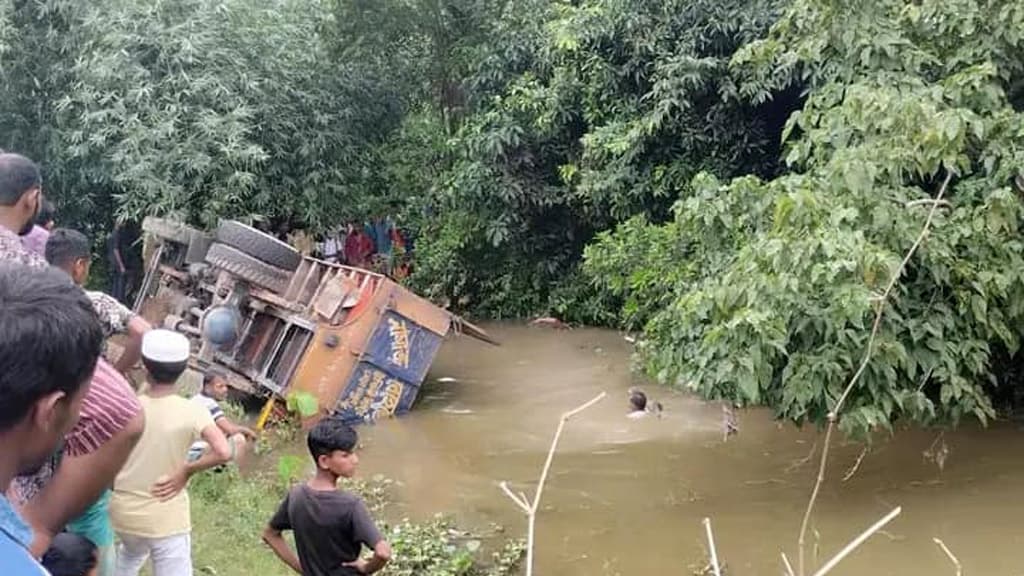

{"left": 0, "top": 493, "right": 48, "bottom": 575}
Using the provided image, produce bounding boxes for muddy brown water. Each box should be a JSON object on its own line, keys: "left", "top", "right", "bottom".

{"left": 345, "top": 324, "right": 1024, "bottom": 575}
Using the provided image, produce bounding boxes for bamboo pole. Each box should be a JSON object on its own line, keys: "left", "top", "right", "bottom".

{"left": 498, "top": 392, "right": 607, "bottom": 576}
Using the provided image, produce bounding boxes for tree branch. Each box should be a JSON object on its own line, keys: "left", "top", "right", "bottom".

{"left": 497, "top": 392, "right": 607, "bottom": 576}
{"left": 932, "top": 538, "right": 962, "bottom": 576}
{"left": 798, "top": 170, "right": 953, "bottom": 576}
{"left": 810, "top": 507, "right": 902, "bottom": 576}
{"left": 703, "top": 518, "right": 723, "bottom": 576}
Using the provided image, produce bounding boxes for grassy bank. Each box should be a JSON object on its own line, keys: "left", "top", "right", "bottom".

{"left": 186, "top": 467, "right": 523, "bottom": 576}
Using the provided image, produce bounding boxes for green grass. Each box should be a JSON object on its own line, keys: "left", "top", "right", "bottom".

{"left": 185, "top": 466, "right": 524, "bottom": 576}
{"left": 189, "top": 470, "right": 293, "bottom": 576}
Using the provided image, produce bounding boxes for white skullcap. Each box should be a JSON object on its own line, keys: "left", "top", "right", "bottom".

{"left": 141, "top": 329, "right": 191, "bottom": 363}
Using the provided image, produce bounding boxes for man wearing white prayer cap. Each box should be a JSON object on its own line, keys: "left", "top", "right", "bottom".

{"left": 109, "top": 330, "right": 232, "bottom": 576}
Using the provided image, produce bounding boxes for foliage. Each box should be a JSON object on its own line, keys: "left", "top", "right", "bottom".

{"left": 585, "top": 0, "right": 1024, "bottom": 435}
{"left": 0, "top": 0, "right": 399, "bottom": 233}
{"left": 285, "top": 391, "right": 321, "bottom": 419}
{"left": 326, "top": 0, "right": 490, "bottom": 134}
{"left": 385, "top": 516, "right": 524, "bottom": 576}
{"left": 405, "top": 0, "right": 788, "bottom": 318}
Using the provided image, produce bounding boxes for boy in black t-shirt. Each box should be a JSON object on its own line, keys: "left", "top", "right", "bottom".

{"left": 263, "top": 418, "right": 392, "bottom": 575}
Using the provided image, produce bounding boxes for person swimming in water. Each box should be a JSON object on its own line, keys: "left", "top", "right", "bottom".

{"left": 627, "top": 388, "right": 662, "bottom": 419}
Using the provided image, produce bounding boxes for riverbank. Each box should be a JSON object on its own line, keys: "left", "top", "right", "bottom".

{"left": 186, "top": 467, "right": 523, "bottom": 576}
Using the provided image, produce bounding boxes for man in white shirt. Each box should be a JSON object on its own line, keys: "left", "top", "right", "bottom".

{"left": 187, "top": 370, "right": 258, "bottom": 466}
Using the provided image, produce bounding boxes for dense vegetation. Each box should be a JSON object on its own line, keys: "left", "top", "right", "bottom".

{"left": 2, "top": 0, "right": 1022, "bottom": 434}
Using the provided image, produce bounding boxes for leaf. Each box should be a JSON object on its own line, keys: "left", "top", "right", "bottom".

{"left": 277, "top": 455, "right": 305, "bottom": 485}
{"left": 287, "top": 391, "right": 320, "bottom": 418}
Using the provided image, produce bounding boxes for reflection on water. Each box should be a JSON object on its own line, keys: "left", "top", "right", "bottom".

{"left": 354, "top": 324, "right": 1024, "bottom": 575}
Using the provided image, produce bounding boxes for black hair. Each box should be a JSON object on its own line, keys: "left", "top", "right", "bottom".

{"left": 0, "top": 153, "right": 42, "bottom": 206}
{"left": 629, "top": 390, "right": 647, "bottom": 411}
{"left": 45, "top": 228, "right": 91, "bottom": 269}
{"left": 41, "top": 532, "right": 98, "bottom": 576}
{"left": 203, "top": 368, "right": 227, "bottom": 389}
{"left": 307, "top": 416, "right": 358, "bottom": 462}
{"left": 0, "top": 265, "right": 103, "bottom": 430}
{"left": 36, "top": 199, "right": 56, "bottom": 226}
{"left": 142, "top": 358, "right": 187, "bottom": 385}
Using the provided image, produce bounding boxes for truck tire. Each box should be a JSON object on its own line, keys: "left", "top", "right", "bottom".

{"left": 204, "top": 242, "right": 290, "bottom": 293}
{"left": 142, "top": 216, "right": 196, "bottom": 245}
{"left": 214, "top": 220, "right": 301, "bottom": 271}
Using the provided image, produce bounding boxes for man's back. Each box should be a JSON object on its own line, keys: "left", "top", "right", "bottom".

{"left": 269, "top": 484, "right": 382, "bottom": 576}
{"left": 110, "top": 395, "right": 213, "bottom": 538}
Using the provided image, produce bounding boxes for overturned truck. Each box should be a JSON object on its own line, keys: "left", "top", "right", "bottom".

{"left": 135, "top": 218, "right": 494, "bottom": 425}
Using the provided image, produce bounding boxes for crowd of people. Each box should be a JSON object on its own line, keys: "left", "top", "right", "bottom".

{"left": 273, "top": 218, "right": 414, "bottom": 280}
{"left": 0, "top": 152, "right": 392, "bottom": 576}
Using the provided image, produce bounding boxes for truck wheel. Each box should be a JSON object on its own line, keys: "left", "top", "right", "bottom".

{"left": 142, "top": 216, "right": 197, "bottom": 245}
{"left": 204, "top": 243, "right": 291, "bottom": 293}
{"left": 214, "top": 220, "right": 302, "bottom": 271}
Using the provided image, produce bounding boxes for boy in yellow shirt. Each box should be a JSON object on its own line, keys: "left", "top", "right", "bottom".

{"left": 110, "top": 330, "right": 231, "bottom": 576}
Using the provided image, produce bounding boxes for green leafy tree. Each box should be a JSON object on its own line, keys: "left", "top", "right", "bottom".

{"left": 1, "top": 0, "right": 400, "bottom": 232}
{"left": 411, "top": 0, "right": 787, "bottom": 318}
{"left": 586, "top": 0, "right": 1024, "bottom": 434}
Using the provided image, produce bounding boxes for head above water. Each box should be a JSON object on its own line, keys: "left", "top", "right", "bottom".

{"left": 629, "top": 389, "right": 647, "bottom": 412}
{"left": 0, "top": 153, "right": 43, "bottom": 236}
{"left": 41, "top": 532, "right": 99, "bottom": 576}
{"left": 202, "top": 368, "right": 229, "bottom": 401}
{"left": 45, "top": 228, "right": 92, "bottom": 286}
{"left": 307, "top": 416, "right": 360, "bottom": 479}
{"left": 141, "top": 329, "right": 190, "bottom": 385}
{"left": 0, "top": 265, "right": 103, "bottom": 480}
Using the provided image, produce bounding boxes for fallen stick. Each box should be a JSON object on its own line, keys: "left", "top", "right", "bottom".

{"left": 933, "top": 538, "right": 962, "bottom": 576}
{"left": 781, "top": 552, "right": 796, "bottom": 576}
{"left": 841, "top": 446, "right": 869, "bottom": 482}
{"left": 809, "top": 507, "right": 901, "bottom": 576}
{"left": 703, "top": 518, "right": 722, "bottom": 576}
{"left": 498, "top": 392, "right": 607, "bottom": 576}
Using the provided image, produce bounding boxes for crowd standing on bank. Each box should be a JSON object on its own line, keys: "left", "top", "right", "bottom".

{"left": 0, "top": 152, "right": 392, "bottom": 576}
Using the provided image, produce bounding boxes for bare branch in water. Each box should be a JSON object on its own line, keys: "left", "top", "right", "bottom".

{"left": 933, "top": 538, "right": 962, "bottom": 576}
{"left": 841, "top": 446, "right": 869, "bottom": 482}
{"left": 797, "top": 171, "right": 952, "bottom": 576}
{"left": 703, "top": 518, "right": 723, "bottom": 576}
{"left": 497, "top": 392, "right": 607, "bottom": 576}
{"left": 499, "top": 481, "right": 530, "bottom": 514}
{"left": 785, "top": 440, "right": 818, "bottom": 474}
{"left": 721, "top": 404, "right": 739, "bottom": 442}
{"left": 781, "top": 552, "right": 796, "bottom": 576}
{"left": 923, "top": 432, "right": 950, "bottom": 472}
{"left": 810, "top": 507, "right": 902, "bottom": 576}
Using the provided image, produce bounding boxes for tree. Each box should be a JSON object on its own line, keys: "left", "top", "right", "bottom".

{"left": 585, "top": 0, "right": 1024, "bottom": 434}
{"left": 0, "top": 0, "right": 401, "bottom": 232}
{"left": 410, "top": 0, "right": 787, "bottom": 318}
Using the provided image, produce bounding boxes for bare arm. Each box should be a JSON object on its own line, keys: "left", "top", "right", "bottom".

{"left": 22, "top": 412, "right": 145, "bottom": 556}
{"left": 262, "top": 526, "right": 302, "bottom": 574}
{"left": 151, "top": 423, "right": 231, "bottom": 501}
{"left": 345, "top": 541, "right": 392, "bottom": 575}
{"left": 216, "top": 416, "right": 257, "bottom": 440}
{"left": 364, "top": 541, "right": 393, "bottom": 574}
{"left": 114, "top": 316, "right": 151, "bottom": 373}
